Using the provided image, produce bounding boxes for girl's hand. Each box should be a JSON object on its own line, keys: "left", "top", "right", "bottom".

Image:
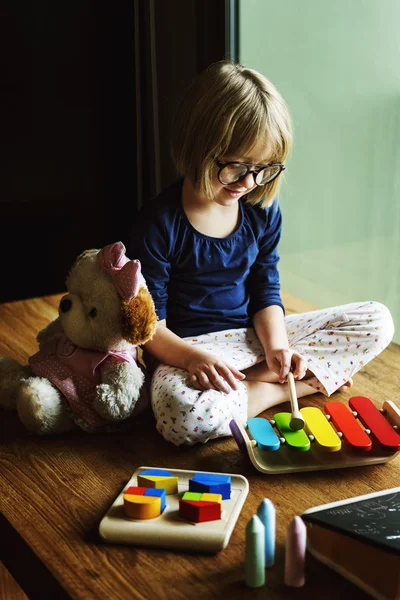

{"left": 184, "top": 348, "right": 246, "bottom": 394}
{"left": 265, "top": 348, "right": 307, "bottom": 384}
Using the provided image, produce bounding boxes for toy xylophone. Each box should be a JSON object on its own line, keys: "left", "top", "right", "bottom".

{"left": 229, "top": 397, "right": 400, "bottom": 474}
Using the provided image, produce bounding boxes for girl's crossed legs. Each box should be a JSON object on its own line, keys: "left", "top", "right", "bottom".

{"left": 151, "top": 301, "right": 394, "bottom": 446}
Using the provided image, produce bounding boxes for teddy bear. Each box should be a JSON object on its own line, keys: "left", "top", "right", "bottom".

{"left": 0, "top": 241, "right": 158, "bottom": 434}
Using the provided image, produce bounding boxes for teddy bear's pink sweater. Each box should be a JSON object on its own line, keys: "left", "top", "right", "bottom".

{"left": 29, "top": 335, "right": 137, "bottom": 427}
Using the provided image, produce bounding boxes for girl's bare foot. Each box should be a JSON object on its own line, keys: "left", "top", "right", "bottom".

{"left": 242, "top": 360, "right": 280, "bottom": 383}
{"left": 338, "top": 378, "right": 353, "bottom": 392}
{"left": 245, "top": 379, "right": 318, "bottom": 419}
{"left": 243, "top": 362, "right": 354, "bottom": 419}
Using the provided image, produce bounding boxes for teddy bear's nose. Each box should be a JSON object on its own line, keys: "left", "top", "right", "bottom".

{"left": 60, "top": 298, "right": 72, "bottom": 313}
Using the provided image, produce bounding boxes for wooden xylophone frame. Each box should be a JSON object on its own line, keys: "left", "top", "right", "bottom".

{"left": 229, "top": 401, "right": 400, "bottom": 475}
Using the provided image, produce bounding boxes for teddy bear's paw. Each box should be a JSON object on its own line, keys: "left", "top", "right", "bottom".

{"left": 36, "top": 317, "right": 63, "bottom": 348}
{"left": 94, "top": 384, "right": 139, "bottom": 421}
{"left": 16, "top": 377, "right": 76, "bottom": 435}
{"left": 0, "top": 357, "right": 31, "bottom": 410}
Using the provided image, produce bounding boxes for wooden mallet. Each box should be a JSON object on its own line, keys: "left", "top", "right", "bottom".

{"left": 288, "top": 372, "right": 305, "bottom": 431}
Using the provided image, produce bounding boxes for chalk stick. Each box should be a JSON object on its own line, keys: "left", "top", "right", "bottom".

{"left": 284, "top": 516, "right": 307, "bottom": 587}
{"left": 257, "top": 498, "right": 276, "bottom": 567}
{"left": 245, "top": 515, "right": 265, "bottom": 588}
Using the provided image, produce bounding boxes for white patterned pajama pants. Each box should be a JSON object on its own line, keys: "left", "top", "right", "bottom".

{"left": 150, "top": 301, "right": 394, "bottom": 446}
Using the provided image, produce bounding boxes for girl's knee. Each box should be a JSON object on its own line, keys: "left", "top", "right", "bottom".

{"left": 152, "top": 384, "right": 247, "bottom": 446}
{"left": 369, "top": 301, "right": 395, "bottom": 345}
{"left": 151, "top": 383, "right": 207, "bottom": 445}
{"left": 155, "top": 421, "right": 193, "bottom": 446}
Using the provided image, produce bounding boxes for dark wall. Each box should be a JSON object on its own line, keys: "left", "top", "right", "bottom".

{"left": 1, "top": 1, "right": 100, "bottom": 302}
{"left": 134, "top": 0, "right": 227, "bottom": 203}
{"left": 153, "top": 0, "right": 227, "bottom": 190}
{"left": 0, "top": 0, "right": 228, "bottom": 303}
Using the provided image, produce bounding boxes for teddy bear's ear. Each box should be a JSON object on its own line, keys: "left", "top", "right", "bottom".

{"left": 73, "top": 249, "right": 98, "bottom": 266}
{"left": 121, "top": 287, "right": 158, "bottom": 345}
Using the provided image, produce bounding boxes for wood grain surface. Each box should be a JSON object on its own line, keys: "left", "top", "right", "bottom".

{"left": 0, "top": 293, "right": 399, "bottom": 600}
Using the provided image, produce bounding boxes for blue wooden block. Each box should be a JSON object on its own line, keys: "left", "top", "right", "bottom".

{"left": 247, "top": 417, "right": 281, "bottom": 451}
{"left": 144, "top": 488, "right": 167, "bottom": 512}
{"left": 139, "top": 469, "right": 173, "bottom": 477}
{"left": 189, "top": 473, "right": 231, "bottom": 500}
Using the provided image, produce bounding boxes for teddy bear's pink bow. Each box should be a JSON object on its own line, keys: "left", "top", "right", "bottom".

{"left": 97, "top": 242, "right": 141, "bottom": 301}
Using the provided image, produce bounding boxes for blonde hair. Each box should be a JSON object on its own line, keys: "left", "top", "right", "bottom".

{"left": 171, "top": 61, "right": 293, "bottom": 207}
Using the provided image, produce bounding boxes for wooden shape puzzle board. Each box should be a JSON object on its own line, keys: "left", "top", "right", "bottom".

{"left": 99, "top": 466, "right": 249, "bottom": 553}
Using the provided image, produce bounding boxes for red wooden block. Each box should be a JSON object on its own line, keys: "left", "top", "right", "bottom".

{"left": 124, "top": 486, "right": 147, "bottom": 496}
{"left": 179, "top": 499, "right": 221, "bottom": 523}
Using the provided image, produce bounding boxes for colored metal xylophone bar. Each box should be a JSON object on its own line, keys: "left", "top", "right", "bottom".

{"left": 229, "top": 397, "right": 400, "bottom": 474}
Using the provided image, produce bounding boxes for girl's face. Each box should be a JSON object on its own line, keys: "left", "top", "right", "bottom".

{"left": 211, "top": 138, "right": 271, "bottom": 207}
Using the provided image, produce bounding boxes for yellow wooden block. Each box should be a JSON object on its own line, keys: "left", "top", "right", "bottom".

{"left": 201, "top": 493, "right": 222, "bottom": 504}
{"left": 123, "top": 493, "right": 157, "bottom": 503}
{"left": 123, "top": 494, "right": 161, "bottom": 520}
{"left": 137, "top": 474, "right": 178, "bottom": 495}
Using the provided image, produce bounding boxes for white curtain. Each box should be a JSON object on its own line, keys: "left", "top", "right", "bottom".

{"left": 240, "top": 0, "right": 400, "bottom": 342}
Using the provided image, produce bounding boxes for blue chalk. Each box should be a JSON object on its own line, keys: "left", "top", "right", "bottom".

{"left": 257, "top": 498, "right": 276, "bottom": 567}
{"left": 144, "top": 488, "right": 167, "bottom": 513}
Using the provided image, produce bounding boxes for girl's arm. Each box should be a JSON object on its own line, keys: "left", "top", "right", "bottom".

{"left": 144, "top": 320, "right": 245, "bottom": 393}
{"left": 248, "top": 201, "right": 306, "bottom": 382}
{"left": 253, "top": 305, "right": 306, "bottom": 383}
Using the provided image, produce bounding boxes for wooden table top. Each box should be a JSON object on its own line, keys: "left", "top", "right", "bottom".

{"left": 1, "top": 294, "right": 399, "bottom": 600}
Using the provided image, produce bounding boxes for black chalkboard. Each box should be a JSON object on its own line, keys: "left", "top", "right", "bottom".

{"left": 302, "top": 487, "right": 400, "bottom": 554}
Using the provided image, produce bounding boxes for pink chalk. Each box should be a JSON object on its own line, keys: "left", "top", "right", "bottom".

{"left": 284, "top": 516, "right": 307, "bottom": 587}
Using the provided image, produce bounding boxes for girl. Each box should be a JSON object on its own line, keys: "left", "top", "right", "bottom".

{"left": 130, "top": 61, "right": 394, "bottom": 446}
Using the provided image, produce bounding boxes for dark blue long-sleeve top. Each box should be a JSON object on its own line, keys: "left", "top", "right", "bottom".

{"left": 129, "top": 179, "right": 284, "bottom": 338}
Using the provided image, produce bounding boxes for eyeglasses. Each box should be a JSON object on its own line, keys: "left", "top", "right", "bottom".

{"left": 215, "top": 159, "right": 285, "bottom": 187}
